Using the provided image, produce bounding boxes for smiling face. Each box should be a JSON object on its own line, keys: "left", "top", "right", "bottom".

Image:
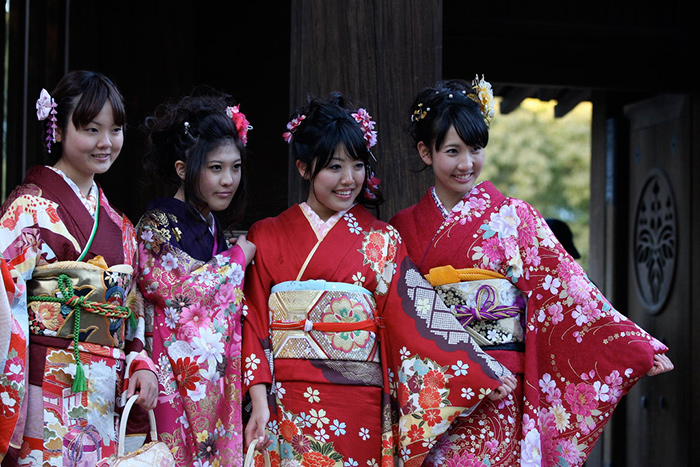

{"left": 53, "top": 101, "right": 123, "bottom": 195}
{"left": 298, "top": 144, "right": 365, "bottom": 221}
{"left": 419, "top": 125, "right": 485, "bottom": 211}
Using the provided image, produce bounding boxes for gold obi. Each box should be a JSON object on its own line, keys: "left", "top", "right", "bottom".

{"left": 27, "top": 260, "right": 134, "bottom": 349}
{"left": 269, "top": 280, "right": 380, "bottom": 363}
{"left": 427, "top": 266, "right": 526, "bottom": 347}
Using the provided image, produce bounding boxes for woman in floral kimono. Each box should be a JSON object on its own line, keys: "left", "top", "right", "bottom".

{"left": 135, "top": 90, "right": 255, "bottom": 466}
{"left": 0, "top": 71, "right": 157, "bottom": 466}
{"left": 242, "top": 93, "right": 516, "bottom": 467}
{"left": 390, "top": 76, "right": 674, "bottom": 466}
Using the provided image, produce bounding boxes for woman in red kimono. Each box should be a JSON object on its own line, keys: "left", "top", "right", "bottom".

{"left": 242, "top": 93, "right": 516, "bottom": 466}
{"left": 0, "top": 71, "right": 157, "bottom": 466}
{"left": 390, "top": 76, "right": 674, "bottom": 466}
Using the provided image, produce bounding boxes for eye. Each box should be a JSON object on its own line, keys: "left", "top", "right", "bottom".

{"left": 233, "top": 163, "right": 242, "bottom": 170}
{"left": 354, "top": 161, "right": 365, "bottom": 170}
{"left": 112, "top": 127, "right": 123, "bottom": 134}
{"left": 209, "top": 164, "right": 222, "bottom": 171}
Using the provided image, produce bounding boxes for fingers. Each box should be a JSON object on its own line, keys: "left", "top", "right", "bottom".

{"left": 487, "top": 375, "right": 518, "bottom": 401}
{"left": 647, "top": 354, "right": 674, "bottom": 376}
{"left": 130, "top": 370, "right": 159, "bottom": 410}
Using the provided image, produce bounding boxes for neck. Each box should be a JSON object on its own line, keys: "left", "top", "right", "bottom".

{"left": 174, "top": 187, "right": 211, "bottom": 218}
{"left": 434, "top": 187, "right": 465, "bottom": 212}
{"left": 53, "top": 161, "right": 94, "bottom": 197}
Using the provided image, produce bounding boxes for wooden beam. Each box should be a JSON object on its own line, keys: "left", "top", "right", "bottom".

{"left": 554, "top": 89, "right": 592, "bottom": 117}
{"left": 499, "top": 86, "right": 538, "bottom": 114}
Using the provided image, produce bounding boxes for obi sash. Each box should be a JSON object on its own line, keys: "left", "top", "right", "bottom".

{"left": 26, "top": 260, "right": 134, "bottom": 350}
{"left": 269, "top": 280, "right": 380, "bottom": 363}
{"left": 426, "top": 266, "right": 526, "bottom": 347}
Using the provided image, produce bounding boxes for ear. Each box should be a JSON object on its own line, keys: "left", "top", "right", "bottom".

{"left": 296, "top": 160, "right": 309, "bottom": 179}
{"left": 174, "top": 160, "right": 186, "bottom": 181}
{"left": 417, "top": 142, "right": 432, "bottom": 166}
{"left": 55, "top": 127, "right": 63, "bottom": 143}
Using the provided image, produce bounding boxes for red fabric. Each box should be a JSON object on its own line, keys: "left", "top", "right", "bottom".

{"left": 243, "top": 204, "right": 502, "bottom": 465}
{"left": 390, "top": 183, "right": 666, "bottom": 466}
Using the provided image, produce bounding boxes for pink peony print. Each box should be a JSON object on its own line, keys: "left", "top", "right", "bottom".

{"left": 564, "top": 382, "right": 598, "bottom": 417}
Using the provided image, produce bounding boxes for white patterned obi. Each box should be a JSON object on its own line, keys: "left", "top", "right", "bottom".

{"left": 428, "top": 267, "right": 526, "bottom": 347}
{"left": 269, "top": 280, "right": 380, "bottom": 363}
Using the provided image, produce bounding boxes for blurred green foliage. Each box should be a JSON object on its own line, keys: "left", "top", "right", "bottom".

{"left": 483, "top": 98, "right": 592, "bottom": 268}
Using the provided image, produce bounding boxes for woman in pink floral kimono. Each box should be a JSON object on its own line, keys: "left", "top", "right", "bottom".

{"left": 135, "top": 90, "right": 255, "bottom": 466}
{"left": 390, "top": 76, "right": 674, "bottom": 466}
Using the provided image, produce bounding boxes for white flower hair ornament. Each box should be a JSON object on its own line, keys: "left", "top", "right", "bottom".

{"left": 36, "top": 88, "right": 58, "bottom": 153}
{"left": 468, "top": 74, "right": 495, "bottom": 124}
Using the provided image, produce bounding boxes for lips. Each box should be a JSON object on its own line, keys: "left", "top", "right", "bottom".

{"left": 333, "top": 189, "right": 355, "bottom": 199}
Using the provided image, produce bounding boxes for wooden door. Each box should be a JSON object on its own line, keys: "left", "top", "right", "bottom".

{"left": 622, "top": 94, "right": 690, "bottom": 465}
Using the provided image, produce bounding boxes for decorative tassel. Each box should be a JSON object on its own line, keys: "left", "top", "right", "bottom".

{"left": 128, "top": 311, "right": 137, "bottom": 331}
{"left": 72, "top": 359, "right": 87, "bottom": 392}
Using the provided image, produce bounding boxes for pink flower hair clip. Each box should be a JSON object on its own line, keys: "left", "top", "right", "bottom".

{"left": 282, "top": 114, "right": 306, "bottom": 143}
{"left": 352, "top": 108, "right": 377, "bottom": 149}
{"left": 36, "top": 88, "right": 58, "bottom": 153}
{"left": 226, "top": 105, "right": 253, "bottom": 146}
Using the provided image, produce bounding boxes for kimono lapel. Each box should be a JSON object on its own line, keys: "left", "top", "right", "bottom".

{"left": 25, "top": 166, "right": 125, "bottom": 265}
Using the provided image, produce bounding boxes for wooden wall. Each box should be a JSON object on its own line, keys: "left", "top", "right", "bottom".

{"left": 288, "top": 0, "right": 441, "bottom": 221}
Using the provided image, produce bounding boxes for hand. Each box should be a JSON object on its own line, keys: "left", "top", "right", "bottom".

{"left": 235, "top": 235, "right": 256, "bottom": 267}
{"left": 128, "top": 369, "right": 158, "bottom": 410}
{"left": 244, "top": 405, "right": 271, "bottom": 452}
{"left": 647, "top": 353, "right": 674, "bottom": 376}
{"left": 487, "top": 375, "right": 518, "bottom": 401}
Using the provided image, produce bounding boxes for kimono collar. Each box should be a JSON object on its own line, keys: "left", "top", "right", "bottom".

{"left": 299, "top": 202, "right": 349, "bottom": 239}
{"left": 430, "top": 183, "right": 486, "bottom": 220}
{"left": 47, "top": 166, "right": 98, "bottom": 216}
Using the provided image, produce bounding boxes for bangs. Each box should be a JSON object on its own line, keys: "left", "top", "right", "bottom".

{"left": 433, "top": 105, "right": 489, "bottom": 150}
{"left": 311, "top": 120, "right": 370, "bottom": 174}
{"left": 71, "top": 84, "right": 126, "bottom": 128}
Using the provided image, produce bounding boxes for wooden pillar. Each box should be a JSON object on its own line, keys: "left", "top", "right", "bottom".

{"left": 288, "top": 0, "right": 442, "bottom": 220}
{"left": 3, "top": 0, "right": 67, "bottom": 199}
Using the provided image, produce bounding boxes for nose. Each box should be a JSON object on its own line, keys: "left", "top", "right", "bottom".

{"left": 340, "top": 167, "right": 355, "bottom": 185}
{"left": 457, "top": 153, "right": 473, "bottom": 170}
{"left": 97, "top": 132, "right": 112, "bottom": 149}
{"left": 221, "top": 169, "right": 234, "bottom": 186}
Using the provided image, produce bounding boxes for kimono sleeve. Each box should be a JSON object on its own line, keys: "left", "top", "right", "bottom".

{"left": 240, "top": 223, "right": 274, "bottom": 397}
{"left": 492, "top": 199, "right": 666, "bottom": 462}
{"left": 375, "top": 230, "right": 506, "bottom": 466}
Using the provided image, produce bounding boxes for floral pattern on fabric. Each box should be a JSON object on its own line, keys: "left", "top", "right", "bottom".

{"left": 0, "top": 165, "right": 152, "bottom": 466}
{"left": 136, "top": 205, "right": 246, "bottom": 466}
{"left": 391, "top": 182, "right": 667, "bottom": 466}
{"left": 243, "top": 204, "right": 503, "bottom": 466}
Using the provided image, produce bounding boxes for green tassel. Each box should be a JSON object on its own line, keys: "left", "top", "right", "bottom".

{"left": 72, "top": 361, "right": 87, "bottom": 392}
{"left": 128, "top": 310, "right": 137, "bottom": 331}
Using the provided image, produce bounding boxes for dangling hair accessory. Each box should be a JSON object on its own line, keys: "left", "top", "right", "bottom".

{"left": 363, "top": 170, "right": 382, "bottom": 200}
{"left": 226, "top": 105, "right": 253, "bottom": 146}
{"left": 36, "top": 89, "right": 58, "bottom": 153}
{"left": 282, "top": 114, "right": 306, "bottom": 143}
{"left": 183, "top": 121, "right": 192, "bottom": 137}
{"left": 351, "top": 108, "right": 377, "bottom": 149}
{"left": 468, "top": 74, "right": 495, "bottom": 124}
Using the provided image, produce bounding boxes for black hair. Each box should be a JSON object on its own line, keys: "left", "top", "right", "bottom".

{"left": 142, "top": 87, "right": 248, "bottom": 225}
{"left": 407, "top": 79, "right": 489, "bottom": 152}
{"left": 288, "top": 92, "right": 383, "bottom": 208}
{"left": 44, "top": 70, "right": 126, "bottom": 161}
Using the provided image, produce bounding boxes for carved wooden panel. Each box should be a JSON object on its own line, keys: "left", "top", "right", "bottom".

{"left": 633, "top": 168, "right": 677, "bottom": 314}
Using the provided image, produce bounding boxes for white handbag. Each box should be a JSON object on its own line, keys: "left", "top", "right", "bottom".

{"left": 244, "top": 439, "right": 270, "bottom": 467}
{"left": 97, "top": 395, "right": 175, "bottom": 467}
